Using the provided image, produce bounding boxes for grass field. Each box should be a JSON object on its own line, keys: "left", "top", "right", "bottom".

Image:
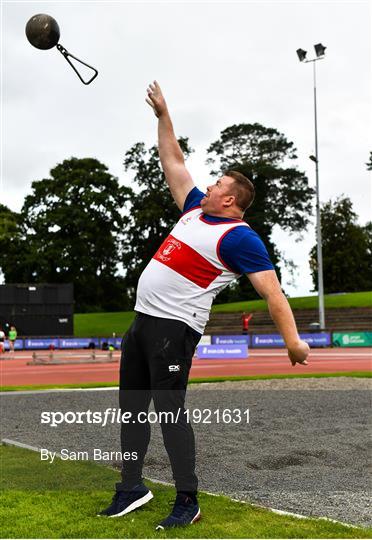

{"left": 1, "top": 371, "right": 371, "bottom": 393}
{"left": 1, "top": 445, "right": 371, "bottom": 538}
{"left": 74, "top": 310, "right": 135, "bottom": 338}
{"left": 212, "top": 290, "right": 372, "bottom": 313}
{"left": 74, "top": 291, "right": 372, "bottom": 337}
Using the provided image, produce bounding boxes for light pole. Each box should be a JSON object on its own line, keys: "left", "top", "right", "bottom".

{"left": 296, "top": 43, "right": 326, "bottom": 330}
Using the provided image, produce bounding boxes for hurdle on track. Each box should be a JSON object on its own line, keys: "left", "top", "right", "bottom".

{"left": 27, "top": 350, "right": 118, "bottom": 365}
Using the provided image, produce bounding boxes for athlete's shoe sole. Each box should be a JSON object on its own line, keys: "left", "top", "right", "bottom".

{"left": 155, "top": 508, "right": 201, "bottom": 530}
{"left": 99, "top": 490, "right": 154, "bottom": 518}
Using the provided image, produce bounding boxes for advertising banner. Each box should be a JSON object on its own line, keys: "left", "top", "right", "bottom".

{"left": 332, "top": 332, "right": 372, "bottom": 347}
{"left": 252, "top": 332, "right": 331, "bottom": 348}
{"left": 199, "top": 335, "right": 211, "bottom": 345}
{"left": 59, "top": 338, "right": 100, "bottom": 349}
{"left": 196, "top": 344, "right": 248, "bottom": 359}
{"left": 212, "top": 335, "right": 250, "bottom": 345}
{"left": 4, "top": 339, "right": 24, "bottom": 351}
{"left": 252, "top": 335, "right": 284, "bottom": 348}
{"left": 24, "top": 338, "right": 60, "bottom": 350}
{"left": 100, "top": 337, "right": 123, "bottom": 349}
{"left": 300, "top": 333, "right": 331, "bottom": 347}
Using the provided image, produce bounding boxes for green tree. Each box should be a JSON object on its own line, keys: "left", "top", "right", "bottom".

{"left": 2, "top": 158, "right": 132, "bottom": 312}
{"left": 206, "top": 123, "right": 314, "bottom": 301}
{"left": 0, "top": 204, "right": 25, "bottom": 282}
{"left": 122, "top": 139, "right": 192, "bottom": 301}
{"left": 0, "top": 204, "right": 20, "bottom": 247}
{"left": 309, "top": 196, "right": 372, "bottom": 293}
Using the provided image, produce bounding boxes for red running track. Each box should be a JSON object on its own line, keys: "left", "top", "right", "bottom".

{"left": 0, "top": 348, "right": 371, "bottom": 387}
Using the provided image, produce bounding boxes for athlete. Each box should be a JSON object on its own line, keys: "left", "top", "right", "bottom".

{"left": 8, "top": 325, "right": 17, "bottom": 353}
{"left": 99, "top": 82, "right": 310, "bottom": 529}
{"left": 0, "top": 326, "right": 5, "bottom": 354}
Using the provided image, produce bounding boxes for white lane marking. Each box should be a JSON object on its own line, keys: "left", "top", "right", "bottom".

{"left": 2, "top": 366, "right": 119, "bottom": 375}
{"left": 1, "top": 353, "right": 121, "bottom": 359}
{"left": 2, "top": 438, "right": 45, "bottom": 452}
{"left": 0, "top": 387, "right": 118, "bottom": 395}
{"left": 195, "top": 352, "right": 372, "bottom": 358}
{"left": 3, "top": 357, "right": 370, "bottom": 375}
{"left": 254, "top": 353, "right": 371, "bottom": 357}
{"left": 4, "top": 350, "right": 372, "bottom": 361}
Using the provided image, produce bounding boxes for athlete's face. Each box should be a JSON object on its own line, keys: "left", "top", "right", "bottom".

{"left": 200, "top": 176, "right": 236, "bottom": 214}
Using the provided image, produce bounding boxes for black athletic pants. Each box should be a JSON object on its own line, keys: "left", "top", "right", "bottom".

{"left": 117, "top": 313, "right": 201, "bottom": 494}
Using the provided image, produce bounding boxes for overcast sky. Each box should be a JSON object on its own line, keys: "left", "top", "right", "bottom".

{"left": 1, "top": 0, "right": 370, "bottom": 297}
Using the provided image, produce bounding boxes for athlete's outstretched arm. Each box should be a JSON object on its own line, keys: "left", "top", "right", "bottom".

{"left": 247, "top": 270, "right": 310, "bottom": 366}
{"left": 146, "top": 81, "right": 195, "bottom": 211}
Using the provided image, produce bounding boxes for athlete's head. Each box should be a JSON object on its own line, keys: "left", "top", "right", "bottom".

{"left": 201, "top": 170, "right": 255, "bottom": 217}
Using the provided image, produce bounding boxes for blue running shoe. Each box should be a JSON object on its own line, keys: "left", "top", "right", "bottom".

{"left": 98, "top": 483, "right": 153, "bottom": 517}
{"left": 156, "top": 494, "right": 201, "bottom": 530}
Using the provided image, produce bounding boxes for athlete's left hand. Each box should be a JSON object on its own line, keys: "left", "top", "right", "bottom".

{"left": 288, "top": 340, "right": 310, "bottom": 366}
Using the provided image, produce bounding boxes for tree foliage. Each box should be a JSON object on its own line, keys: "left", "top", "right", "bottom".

{"left": 0, "top": 204, "right": 20, "bottom": 246}
{"left": 309, "top": 196, "right": 372, "bottom": 293}
{"left": 2, "top": 158, "right": 132, "bottom": 311}
{"left": 206, "top": 123, "right": 314, "bottom": 300}
{"left": 0, "top": 204, "right": 23, "bottom": 283}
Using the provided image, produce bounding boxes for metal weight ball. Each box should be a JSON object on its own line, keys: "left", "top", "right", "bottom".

{"left": 25, "top": 14, "right": 60, "bottom": 50}
{"left": 25, "top": 13, "right": 98, "bottom": 84}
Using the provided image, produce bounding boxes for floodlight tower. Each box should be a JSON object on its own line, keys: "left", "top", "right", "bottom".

{"left": 296, "top": 43, "right": 326, "bottom": 331}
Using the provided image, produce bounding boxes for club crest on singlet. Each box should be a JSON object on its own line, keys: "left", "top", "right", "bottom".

{"left": 158, "top": 238, "right": 181, "bottom": 262}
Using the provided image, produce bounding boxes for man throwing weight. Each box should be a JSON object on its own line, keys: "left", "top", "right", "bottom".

{"left": 99, "top": 82, "right": 310, "bottom": 529}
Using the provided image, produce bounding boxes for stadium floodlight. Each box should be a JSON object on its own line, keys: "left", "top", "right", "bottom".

{"left": 314, "top": 43, "right": 326, "bottom": 57}
{"left": 296, "top": 48, "right": 307, "bottom": 62}
{"left": 297, "top": 44, "right": 327, "bottom": 330}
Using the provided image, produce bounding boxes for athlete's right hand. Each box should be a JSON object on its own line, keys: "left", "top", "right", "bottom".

{"left": 288, "top": 339, "right": 310, "bottom": 366}
{"left": 146, "top": 81, "right": 167, "bottom": 118}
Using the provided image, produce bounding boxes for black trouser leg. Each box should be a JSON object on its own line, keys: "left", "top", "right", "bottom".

{"left": 152, "top": 388, "right": 197, "bottom": 494}
{"left": 142, "top": 317, "right": 200, "bottom": 494}
{"left": 118, "top": 390, "right": 151, "bottom": 489}
{"left": 118, "top": 317, "right": 151, "bottom": 490}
